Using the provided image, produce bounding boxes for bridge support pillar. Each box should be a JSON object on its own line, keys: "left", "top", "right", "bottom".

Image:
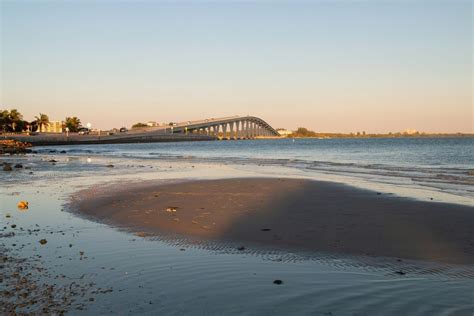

{"left": 222, "top": 123, "right": 227, "bottom": 140}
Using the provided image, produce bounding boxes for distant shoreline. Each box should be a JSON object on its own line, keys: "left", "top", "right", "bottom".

{"left": 284, "top": 134, "right": 474, "bottom": 139}
{"left": 4, "top": 133, "right": 216, "bottom": 146}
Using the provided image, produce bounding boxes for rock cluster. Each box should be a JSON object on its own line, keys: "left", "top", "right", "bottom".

{"left": 0, "top": 140, "right": 32, "bottom": 155}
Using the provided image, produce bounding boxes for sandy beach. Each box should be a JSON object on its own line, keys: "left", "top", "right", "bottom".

{"left": 70, "top": 178, "right": 474, "bottom": 265}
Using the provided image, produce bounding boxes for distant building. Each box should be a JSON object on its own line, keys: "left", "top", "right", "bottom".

{"left": 147, "top": 121, "right": 158, "bottom": 127}
{"left": 404, "top": 128, "right": 419, "bottom": 135}
{"left": 277, "top": 129, "right": 293, "bottom": 137}
{"left": 43, "top": 121, "right": 63, "bottom": 133}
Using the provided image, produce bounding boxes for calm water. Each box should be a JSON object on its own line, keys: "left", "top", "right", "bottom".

{"left": 36, "top": 137, "right": 474, "bottom": 203}
{"left": 2, "top": 137, "right": 473, "bottom": 314}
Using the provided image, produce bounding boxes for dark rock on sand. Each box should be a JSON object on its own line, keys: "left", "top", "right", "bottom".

{"left": 14, "top": 163, "right": 23, "bottom": 168}
{"left": 39, "top": 239, "right": 48, "bottom": 245}
{"left": 3, "top": 163, "right": 12, "bottom": 171}
{"left": 273, "top": 280, "right": 283, "bottom": 285}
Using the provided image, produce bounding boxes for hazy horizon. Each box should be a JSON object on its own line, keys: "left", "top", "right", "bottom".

{"left": 1, "top": 0, "right": 472, "bottom": 133}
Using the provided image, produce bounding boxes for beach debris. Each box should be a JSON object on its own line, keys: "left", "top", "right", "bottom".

{"left": 273, "top": 279, "right": 283, "bottom": 285}
{"left": 165, "top": 206, "right": 178, "bottom": 213}
{"left": 3, "top": 163, "right": 12, "bottom": 171}
{"left": 237, "top": 246, "right": 246, "bottom": 251}
{"left": 17, "top": 201, "right": 29, "bottom": 209}
{"left": 5, "top": 213, "right": 11, "bottom": 218}
{"left": 39, "top": 239, "right": 48, "bottom": 245}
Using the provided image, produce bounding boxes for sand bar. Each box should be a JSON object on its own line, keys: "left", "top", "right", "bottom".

{"left": 70, "top": 178, "right": 474, "bottom": 265}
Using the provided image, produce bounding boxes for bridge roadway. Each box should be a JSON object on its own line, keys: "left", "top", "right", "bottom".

{"left": 133, "top": 115, "right": 280, "bottom": 139}
{"left": 6, "top": 115, "right": 280, "bottom": 146}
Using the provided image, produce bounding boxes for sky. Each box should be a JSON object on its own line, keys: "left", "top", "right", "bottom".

{"left": 1, "top": 0, "right": 472, "bottom": 133}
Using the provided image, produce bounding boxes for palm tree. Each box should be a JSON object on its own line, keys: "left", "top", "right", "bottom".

{"left": 65, "top": 116, "right": 81, "bottom": 132}
{"left": 0, "top": 110, "right": 10, "bottom": 132}
{"left": 35, "top": 113, "right": 50, "bottom": 132}
{"left": 8, "top": 109, "right": 23, "bottom": 132}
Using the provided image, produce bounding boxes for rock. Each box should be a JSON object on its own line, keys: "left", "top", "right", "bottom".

{"left": 106, "top": 164, "right": 114, "bottom": 168}
{"left": 17, "top": 201, "right": 29, "bottom": 209}
{"left": 468, "top": 170, "right": 474, "bottom": 176}
{"left": 11, "top": 224, "right": 16, "bottom": 228}
{"left": 165, "top": 207, "right": 178, "bottom": 213}
{"left": 273, "top": 279, "right": 283, "bottom": 285}
{"left": 14, "top": 163, "right": 23, "bottom": 168}
{"left": 261, "top": 228, "right": 272, "bottom": 231}
{"left": 39, "top": 239, "right": 47, "bottom": 245}
{"left": 48, "top": 159, "right": 57, "bottom": 163}
{"left": 60, "top": 151, "right": 67, "bottom": 154}
{"left": 395, "top": 270, "right": 406, "bottom": 275}
{"left": 3, "top": 164, "right": 12, "bottom": 171}
{"left": 237, "top": 246, "right": 245, "bottom": 251}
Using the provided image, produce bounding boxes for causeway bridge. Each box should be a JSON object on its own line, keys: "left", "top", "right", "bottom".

{"left": 8, "top": 115, "right": 280, "bottom": 146}
{"left": 138, "top": 115, "right": 280, "bottom": 139}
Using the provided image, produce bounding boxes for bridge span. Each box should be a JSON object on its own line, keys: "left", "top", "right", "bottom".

{"left": 8, "top": 115, "right": 280, "bottom": 146}
{"left": 144, "top": 115, "right": 280, "bottom": 139}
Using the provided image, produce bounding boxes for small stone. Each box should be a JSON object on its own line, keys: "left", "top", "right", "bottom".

{"left": 3, "top": 164, "right": 12, "bottom": 171}
{"left": 273, "top": 279, "right": 283, "bottom": 285}
{"left": 11, "top": 224, "right": 16, "bottom": 228}
{"left": 395, "top": 271, "right": 406, "bottom": 275}
{"left": 261, "top": 228, "right": 272, "bottom": 231}
{"left": 39, "top": 239, "right": 47, "bottom": 245}
{"left": 17, "top": 201, "right": 29, "bottom": 209}
{"left": 165, "top": 207, "right": 178, "bottom": 213}
{"left": 49, "top": 159, "right": 57, "bottom": 163}
{"left": 106, "top": 164, "right": 114, "bottom": 168}
{"left": 237, "top": 246, "right": 245, "bottom": 251}
{"left": 14, "top": 164, "right": 23, "bottom": 168}
{"left": 60, "top": 151, "right": 67, "bottom": 154}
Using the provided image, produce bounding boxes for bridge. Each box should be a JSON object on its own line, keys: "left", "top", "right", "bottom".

{"left": 8, "top": 115, "right": 280, "bottom": 146}
{"left": 136, "top": 115, "right": 280, "bottom": 139}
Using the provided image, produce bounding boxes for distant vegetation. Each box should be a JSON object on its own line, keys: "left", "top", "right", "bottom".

{"left": 132, "top": 122, "right": 148, "bottom": 128}
{"left": 64, "top": 117, "right": 82, "bottom": 132}
{"left": 0, "top": 108, "right": 87, "bottom": 133}
{"left": 287, "top": 127, "right": 473, "bottom": 138}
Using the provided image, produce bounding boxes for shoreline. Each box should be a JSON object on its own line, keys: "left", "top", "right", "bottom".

{"left": 5, "top": 133, "right": 216, "bottom": 146}
{"left": 69, "top": 178, "right": 474, "bottom": 265}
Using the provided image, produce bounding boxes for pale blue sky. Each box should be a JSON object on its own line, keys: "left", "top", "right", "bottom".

{"left": 1, "top": 0, "right": 472, "bottom": 132}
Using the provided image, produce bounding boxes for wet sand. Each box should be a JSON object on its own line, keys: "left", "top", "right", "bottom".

{"left": 70, "top": 178, "right": 474, "bottom": 265}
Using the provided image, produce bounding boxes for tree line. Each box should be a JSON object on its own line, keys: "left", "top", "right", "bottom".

{"left": 0, "top": 109, "right": 83, "bottom": 133}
